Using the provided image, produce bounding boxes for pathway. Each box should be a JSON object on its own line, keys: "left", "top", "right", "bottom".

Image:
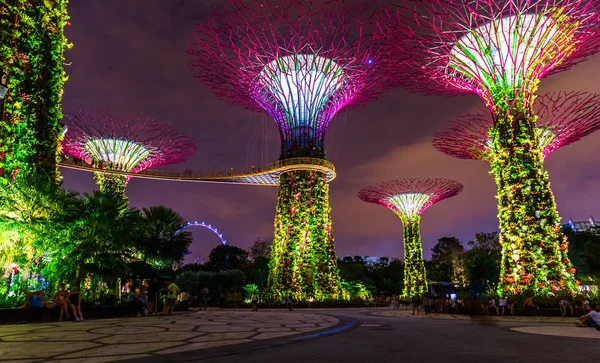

{"left": 0, "top": 309, "right": 338, "bottom": 362}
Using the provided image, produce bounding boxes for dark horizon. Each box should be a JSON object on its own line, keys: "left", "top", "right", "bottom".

{"left": 61, "top": 0, "right": 600, "bottom": 262}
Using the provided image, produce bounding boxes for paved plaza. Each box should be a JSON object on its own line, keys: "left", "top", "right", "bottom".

{"left": 1, "top": 308, "right": 599, "bottom": 362}
{"left": 0, "top": 309, "right": 339, "bottom": 362}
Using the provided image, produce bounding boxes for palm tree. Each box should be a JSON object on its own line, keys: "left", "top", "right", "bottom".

{"left": 0, "top": 174, "right": 78, "bottom": 272}
{"left": 133, "top": 206, "right": 192, "bottom": 267}
{"left": 42, "top": 191, "right": 138, "bottom": 288}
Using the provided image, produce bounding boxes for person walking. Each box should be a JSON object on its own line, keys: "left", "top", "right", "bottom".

{"left": 498, "top": 296, "right": 507, "bottom": 316}
{"left": 200, "top": 287, "right": 209, "bottom": 311}
{"left": 287, "top": 295, "right": 294, "bottom": 311}
{"left": 411, "top": 294, "right": 421, "bottom": 315}
{"left": 162, "top": 278, "right": 180, "bottom": 315}
{"left": 147, "top": 277, "right": 160, "bottom": 314}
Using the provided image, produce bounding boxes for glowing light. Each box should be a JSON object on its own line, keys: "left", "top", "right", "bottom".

{"left": 450, "top": 12, "right": 565, "bottom": 91}
{"left": 84, "top": 138, "right": 150, "bottom": 171}
{"left": 258, "top": 54, "right": 346, "bottom": 127}
{"left": 176, "top": 221, "right": 227, "bottom": 245}
{"left": 387, "top": 193, "right": 431, "bottom": 220}
{"left": 358, "top": 178, "right": 463, "bottom": 297}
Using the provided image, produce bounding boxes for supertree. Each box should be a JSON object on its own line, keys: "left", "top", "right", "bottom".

{"left": 187, "top": 0, "right": 391, "bottom": 301}
{"left": 62, "top": 109, "right": 197, "bottom": 201}
{"left": 433, "top": 91, "right": 600, "bottom": 161}
{"left": 0, "top": 0, "right": 71, "bottom": 184}
{"left": 358, "top": 178, "right": 463, "bottom": 297}
{"left": 378, "top": 0, "right": 600, "bottom": 295}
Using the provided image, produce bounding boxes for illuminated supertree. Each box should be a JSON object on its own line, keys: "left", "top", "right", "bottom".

{"left": 358, "top": 178, "right": 463, "bottom": 297}
{"left": 433, "top": 91, "right": 600, "bottom": 161}
{"left": 379, "top": 0, "right": 600, "bottom": 294}
{"left": 187, "top": 0, "right": 390, "bottom": 301}
{"left": 0, "top": 0, "right": 70, "bottom": 183}
{"left": 62, "top": 109, "right": 197, "bottom": 201}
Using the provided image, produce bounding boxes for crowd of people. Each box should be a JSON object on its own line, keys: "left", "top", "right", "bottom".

{"left": 121, "top": 277, "right": 193, "bottom": 317}
{"left": 18, "top": 283, "right": 84, "bottom": 322}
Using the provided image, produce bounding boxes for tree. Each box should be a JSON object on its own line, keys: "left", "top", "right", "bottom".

{"left": 0, "top": 174, "right": 78, "bottom": 304}
{"left": 42, "top": 191, "right": 138, "bottom": 288}
{"left": 566, "top": 230, "right": 600, "bottom": 279}
{"left": 206, "top": 245, "right": 249, "bottom": 272}
{"left": 133, "top": 206, "right": 193, "bottom": 267}
{"left": 464, "top": 231, "right": 501, "bottom": 290}
{"left": 431, "top": 237, "right": 465, "bottom": 282}
{"left": 249, "top": 238, "right": 271, "bottom": 260}
{"left": 468, "top": 232, "right": 501, "bottom": 253}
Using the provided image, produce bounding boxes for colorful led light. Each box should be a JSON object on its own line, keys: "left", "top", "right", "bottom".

{"left": 433, "top": 91, "right": 600, "bottom": 161}
{"left": 176, "top": 221, "right": 227, "bottom": 245}
{"left": 187, "top": 0, "right": 391, "bottom": 301}
{"left": 62, "top": 108, "right": 196, "bottom": 199}
{"left": 359, "top": 178, "right": 463, "bottom": 297}
{"left": 379, "top": 0, "right": 600, "bottom": 295}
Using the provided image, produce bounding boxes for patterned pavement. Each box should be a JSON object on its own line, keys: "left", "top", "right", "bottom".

{"left": 0, "top": 309, "right": 339, "bottom": 362}
{"left": 511, "top": 325, "right": 600, "bottom": 340}
{"left": 373, "top": 308, "right": 577, "bottom": 323}
{"left": 372, "top": 308, "right": 600, "bottom": 340}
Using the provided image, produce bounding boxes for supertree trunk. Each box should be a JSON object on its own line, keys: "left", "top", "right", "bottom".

{"left": 268, "top": 170, "right": 340, "bottom": 301}
{"left": 401, "top": 216, "right": 427, "bottom": 297}
{"left": 490, "top": 97, "right": 578, "bottom": 295}
{"left": 94, "top": 172, "right": 128, "bottom": 204}
{"left": 0, "top": 0, "right": 70, "bottom": 184}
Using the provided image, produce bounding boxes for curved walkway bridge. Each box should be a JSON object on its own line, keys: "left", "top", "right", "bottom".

{"left": 59, "top": 157, "right": 336, "bottom": 186}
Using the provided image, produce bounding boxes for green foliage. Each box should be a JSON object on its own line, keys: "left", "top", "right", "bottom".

{"left": 566, "top": 230, "right": 600, "bottom": 279}
{"left": 243, "top": 283, "right": 259, "bottom": 300}
{"left": 175, "top": 269, "right": 246, "bottom": 297}
{"left": 401, "top": 217, "right": 428, "bottom": 297}
{"left": 133, "top": 206, "right": 192, "bottom": 267}
{"left": 249, "top": 238, "right": 271, "bottom": 260}
{"left": 340, "top": 280, "right": 372, "bottom": 301}
{"left": 490, "top": 97, "right": 577, "bottom": 295}
{"left": 0, "top": 0, "right": 71, "bottom": 182}
{"left": 246, "top": 255, "right": 269, "bottom": 290}
{"left": 338, "top": 257, "right": 403, "bottom": 297}
{"left": 40, "top": 191, "right": 137, "bottom": 286}
{"left": 268, "top": 170, "right": 340, "bottom": 301}
{"left": 431, "top": 236, "right": 466, "bottom": 283}
{"left": 0, "top": 174, "right": 195, "bottom": 306}
{"left": 95, "top": 173, "right": 128, "bottom": 204}
{"left": 464, "top": 232, "right": 501, "bottom": 288}
{"left": 207, "top": 245, "right": 249, "bottom": 272}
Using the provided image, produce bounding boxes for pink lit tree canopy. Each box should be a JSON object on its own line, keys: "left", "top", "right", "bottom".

{"left": 187, "top": 0, "right": 389, "bottom": 159}
{"left": 186, "top": 0, "right": 391, "bottom": 301}
{"left": 433, "top": 91, "right": 600, "bottom": 161}
{"left": 379, "top": 0, "right": 600, "bottom": 295}
{"left": 358, "top": 178, "right": 463, "bottom": 297}
{"left": 379, "top": 0, "right": 600, "bottom": 107}
{"left": 62, "top": 108, "right": 196, "bottom": 200}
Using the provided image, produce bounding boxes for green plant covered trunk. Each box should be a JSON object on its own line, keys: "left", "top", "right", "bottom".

{"left": 401, "top": 216, "right": 427, "bottom": 297}
{"left": 95, "top": 172, "right": 128, "bottom": 204}
{"left": 490, "top": 98, "right": 577, "bottom": 296}
{"left": 0, "top": 0, "right": 71, "bottom": 184}
{"left": 267, "top": 170, "right": 340, "bottom": 301}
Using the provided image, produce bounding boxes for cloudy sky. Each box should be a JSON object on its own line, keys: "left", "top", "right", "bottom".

{"left": 61, "top": 1, "right": 600, "bottom": 262}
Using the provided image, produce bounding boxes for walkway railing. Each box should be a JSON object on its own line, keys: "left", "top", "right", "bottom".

{"left": 59, "top": 157, "right": 336, "bottom": 186}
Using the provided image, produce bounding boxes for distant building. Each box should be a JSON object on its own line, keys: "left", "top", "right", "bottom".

{"left": 562, "top": 216, "right": 598, "bottom": 233}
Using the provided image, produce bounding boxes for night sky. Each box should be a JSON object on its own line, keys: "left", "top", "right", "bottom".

{"left": 61, "top": 1, "right": 600, "bottom": 263}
